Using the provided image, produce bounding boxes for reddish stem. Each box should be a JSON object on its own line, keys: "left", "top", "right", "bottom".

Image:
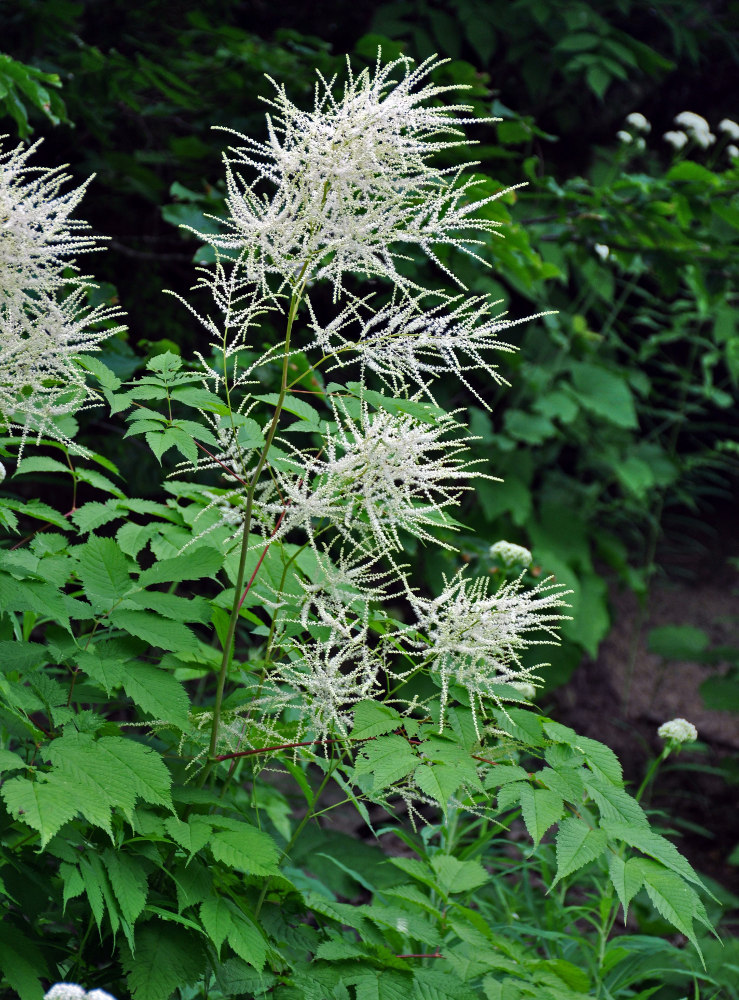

{"left": 397, "top": 952, "right": 445, "bottom": 959}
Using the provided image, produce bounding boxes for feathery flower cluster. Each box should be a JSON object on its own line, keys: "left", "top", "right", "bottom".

{"left": 658, "top": 718, "right": 698, "bottom": 745}
{"left": 307, "top": 292, "right": 541, "bottom": 408}
{"left": 196, "top": 54, "right": 514, "bottom": 296}
{"left": 0, "top": 138, "right": 124, "bottom": 450}
{"left": 270, "top": 401, "right": 482, "bottom": 553}
{"left": 408, "top": 571, "right": 569, "bottom": 730}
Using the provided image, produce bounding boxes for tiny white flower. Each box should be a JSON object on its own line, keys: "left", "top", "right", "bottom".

{"left": 718, "top": 118, "right": 739, "bottom": 140}
{"left": 616, "top": 130, "right": 632, "bottom": 144}
{"left": 489, "top": 540, "right": 533, "bottom": 567}
{"left": 0, "top": 461, "right": 5, "bottom": 484}
{"left": 663, "top": 130, "right": 689, "bottom": 150}
{"left": 658, "top": 718, "right": 698, "bottom": 745}
{"left": 625, "top": 112, "right": 651, "bottom": 133}
{"left": 85, "top": 991, "right": 118, "bottom": 1000}
{"left": 728, "top": 144, "right": 739, "bottom": 160}
{"left": 593, "top": 243, "right": 610, "bottom": 261}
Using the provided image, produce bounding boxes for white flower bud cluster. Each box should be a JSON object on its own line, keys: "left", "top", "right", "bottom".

{"left": 658, "top": 718, "right": 698, "bottom": 745}
{"left": 673, "top": 111, "right": 715, "bottom": 148}
{"left": 489, "top": 540, "right": 533, "bottom": 568}
{"left": 0, "top": 138, "right": 125, "bottom": 452}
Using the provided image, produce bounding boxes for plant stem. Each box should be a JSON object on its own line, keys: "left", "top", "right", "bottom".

{"left": 201, "top": 270, "right": 309, "bottom": 784}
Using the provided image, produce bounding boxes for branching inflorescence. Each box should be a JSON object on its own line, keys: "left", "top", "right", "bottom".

{"left": 176, "top": 51, "right": 570, "bottom": 749}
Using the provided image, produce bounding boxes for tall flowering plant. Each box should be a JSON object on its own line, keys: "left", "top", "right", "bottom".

{"left": 0, "top": 54, "right": 715, "bottom": 1000}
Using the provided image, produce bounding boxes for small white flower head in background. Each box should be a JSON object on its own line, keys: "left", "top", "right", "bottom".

{"left": 663, "top": 130, "right": 689, "bottom": 150}
{"left": 44, "top": 986, "right": 87, "bottom": 1000}
{"left": 506, "top": 680, "right": 537, "bottom": 700}
{"left": 625, "top": 112, "right": 651, "bottom": 133}
{"left": 718, "top": 117, "right": 739, "bottom": 140}
{"left": 727, "top": 144, "right": 739, "bottom": 160}
{"left": 44, "top": 982, "right": 118, "bottom": 1000}
{"left": 673, "top": 111, "right": 715, "bottom": 148}
{"left": 489, "top": 539, "right": 533, "bottom": 568}
{"left": 658, "top": 718, "right": 698, "bottom": 745}
{"left": 616, "top": 130, "right": 632, "bottom": 144}
{"left": 0, "top": 460, "right": 5, "bottom": 484}
{"left": 593, "top": 243, "right": 610, "bottom": 261}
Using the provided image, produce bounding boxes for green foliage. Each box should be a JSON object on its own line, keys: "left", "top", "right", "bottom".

{"left": 1, "top": 6, "right": 736, "bottom": 1000}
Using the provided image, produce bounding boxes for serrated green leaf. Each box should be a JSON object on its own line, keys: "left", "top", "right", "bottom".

{"left": 71, "top": 500, "right": 124, "bottom": 533}
{"left": 109, "top": 608, "right": 198, "bottom": 651}
{"left": 350, "top": 700, "right": 402, "bottom": 739}
{"left": 104, "top": 847, "right": 148, "bottom": 925}
{"left": 80, "top": 851, "right": 119, "bottom": 935}
{"left": 430, "top": 855, "right": 488, "bottom": 895}
{"left": 75, "top": 535, "right": 132, "bottom": 609}
{"left": 602, "top": 823, "right": 705, "bottom": 892}
{"left": 353, "top": 735, "right": 418, "bottom": 788}
{"left": 543, "top": 722, "right": 622, "bottom": 784}
{"left": 122, "top": 920, "right": 206, "bottom": 1000}
{"left": 519, "top": 785, "right": 563, "bottom": 845}
{"left": 45, "top": 732, "right": 172, "bottom": 820}
{"left": 607, "top": 854, "right": 643, "bottom": 921}
{"left": 200, "top": 894, "right": 233, "bottom": 954}
{"left": 210, "top": 823, "right": 280, "bottom": 875}
{"left": 165, "top": 815, "right": 212, "bottom": 856}
{"left": 632, "top": 858, "right": 704, "bottom": 960}
{"left": 552, "top": 817, "right": 607, "bottom": 886}
{"left": 170, "top": 386, "right": 229, "bottom": 413}
{"left": 1, "top": 774, "right": 78, "bottom": 847}
{"left": 137, "top": 547, "right": 223, "bottom": 586}
{"left": 14, "top": 456, "right": 70, "bottom": 476}
{"left": 0, "top": 749, "right": 26, "bottom": 774}
{"left": 0, "top": 925, "right": 46, "bottom": 1000}
{"left": 226, "top": 904, "right": 268, "bottom": 971}
{"left": 414, "top": 763, "right": 462, "bottom": 810}
{"left": 582, "top": 773, "right": 649, "bottom": 828}
{"left": 126, "top": 589, "right": 211, "bottom": 623}
{"left": 255, "top": 392, "right": 321, "bottom": 423}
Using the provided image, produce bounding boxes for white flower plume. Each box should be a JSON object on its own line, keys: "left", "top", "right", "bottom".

{"left": 271, "top": 401, "right": 484, "bottom": 553}
{"left": 195, "top": 53, "right": 514, "bottom": 295}
{"left": 0, "top": 138, "right": 125, "bottom": 451}
{"left": 306, "top": 292, "right": 548, "bottom": 408}
{"left": 407, "top": 571, "right": 570, "bottom": 731}
{"left": 269, "top": 632, "right": 382, "bottom": 741}
{"left": 1, "top": 138, "right": 98, "bottom": 309}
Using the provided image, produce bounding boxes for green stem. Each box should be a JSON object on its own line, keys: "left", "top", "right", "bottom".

{"left": 201, "top": 269, "right": 309, "bottom": 784}
{"left": 253, "top": 756, "right": 338, "bottom": 919}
